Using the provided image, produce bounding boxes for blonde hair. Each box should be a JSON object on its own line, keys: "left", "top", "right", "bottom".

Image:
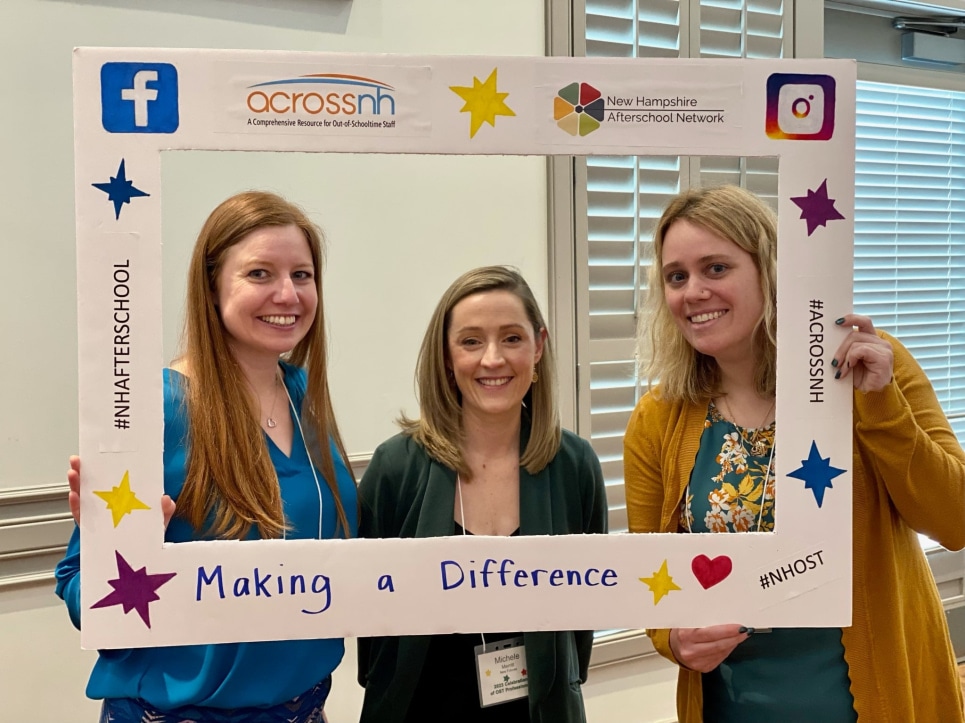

{"left": 640, "top": 185, "right": 777, "bottom": 403}
{"left": 400, "top": 266, "right": 561, "bottom": 477}
{"left": 177, "top": 191, "right": 352, "bottom": 540}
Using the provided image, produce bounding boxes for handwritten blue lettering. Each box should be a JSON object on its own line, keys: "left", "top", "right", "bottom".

{"left": 197, "top": 565, "right": 224, "bottom": 599}
{"left": 439, "top": 559, "right": 619, "bottom": 591}
{"left": 441, "top": 561, "right": 465, "bottom": 590}
{"left": 303, "top": 575, "right": 331, "bottom": 614}
{"left": 195, "top": 565, "right": 332, "bottom": 615}
{"left": 254, "top": 568, "right": 271, "bottom": 597}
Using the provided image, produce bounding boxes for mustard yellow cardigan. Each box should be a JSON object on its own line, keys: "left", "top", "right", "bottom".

{"left": 624, "top": 331, "right": 965, "bottom": 722}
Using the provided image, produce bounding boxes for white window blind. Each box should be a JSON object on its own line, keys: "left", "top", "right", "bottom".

{"left": 854, "top": 80, "right": 965, "bottom": 443}
{"left": 583, "top": 0, "right": 787, "bottom": 532}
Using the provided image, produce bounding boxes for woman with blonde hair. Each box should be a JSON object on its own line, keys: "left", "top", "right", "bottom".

{"left": 56, "top": 191, "right": 356, "bottom": 722}
{"left": 357, "top": 265, "right": 607, "bottom": 722}
{"left": 624, "top": 185, "right": 965, "bottom": 721}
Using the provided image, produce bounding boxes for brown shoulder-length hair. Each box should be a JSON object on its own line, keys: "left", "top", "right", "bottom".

{"left": 639, "top": 185, "right": 778, "bottom": 404}
{"left": 399, "top": 266, "right": 561, "bottom": 478}
{"left": 176, "top": 190, "right": 352, "bottom": 540}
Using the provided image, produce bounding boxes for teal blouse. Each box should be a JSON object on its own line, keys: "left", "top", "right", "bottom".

{"left": 684, "top": 402, "right": 856, "bottom": 723}
{"left": 54, "top": 364, "right": 358, "bottom": 713}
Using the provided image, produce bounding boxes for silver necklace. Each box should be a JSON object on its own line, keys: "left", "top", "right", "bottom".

{"left": 265, "top": 369, "right": 281, "bottom": 429}
{"left": 719, "top": 395, "right": 775, "bottom": 457}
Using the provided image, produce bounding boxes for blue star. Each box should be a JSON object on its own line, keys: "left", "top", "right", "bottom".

{"left": 790, "top": 179, "right": 845, "bottom": 236}
{"left": 787, "top": 440, "right": 846, "bottom": 508}
{"left": 92, "top": 159, "right": 149, "bottom": 220}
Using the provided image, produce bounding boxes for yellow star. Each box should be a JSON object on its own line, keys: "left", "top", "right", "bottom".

{"left": 485, "top": 669, "right": 491, "bottom": 677}
{"left": 639, "top": 559, "right": 682, "bottom": 605}
{"left": 93, "top": 470, "right": 151, "bottom": 527}
{"left": 449, "top": 68, "right": 516, "bottom": 138}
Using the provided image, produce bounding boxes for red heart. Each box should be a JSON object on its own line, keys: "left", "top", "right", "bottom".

{"left": 691, "top": 554, "right": 732, "bottom": 589}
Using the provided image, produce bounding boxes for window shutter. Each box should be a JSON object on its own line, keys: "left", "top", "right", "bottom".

{"left": 854, "top": 80, "right": 965, "bottom": 443}
{"left": 583, "top": 0, "right": 788, "bottom": 532}
{"left": 700, "top": 0, "right": 785, "bottom": 59}
{"left": 586, "top": 0, "right": 683, "bottom": 59}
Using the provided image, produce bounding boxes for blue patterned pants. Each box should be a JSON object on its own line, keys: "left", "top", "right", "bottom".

{"left": 98, "top": 676, "right": 331, "bottom": 723}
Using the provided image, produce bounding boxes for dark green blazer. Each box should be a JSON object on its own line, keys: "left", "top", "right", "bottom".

{"left": 357, "top": 427, "right": 607, "bottom": 723}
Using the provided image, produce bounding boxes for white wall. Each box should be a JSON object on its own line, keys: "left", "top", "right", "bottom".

{"left": 0, "top": 1, "right": 681, "bottom": 721}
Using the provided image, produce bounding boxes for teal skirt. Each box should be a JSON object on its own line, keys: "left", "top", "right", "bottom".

{"left": 702, "top": 628, "right": 856, "bottom": 723}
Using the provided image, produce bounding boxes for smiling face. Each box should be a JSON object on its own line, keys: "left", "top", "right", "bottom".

{"left": 661, "top": 219, "right": 765, "bottom": 369}
{"left": 215, "top": 224, "right": 318, "bottom": 368}
{"left": 446, "top": 290, "right": 545, "bottom": 426}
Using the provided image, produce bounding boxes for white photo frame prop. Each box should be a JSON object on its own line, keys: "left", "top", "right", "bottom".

{"left": 74, "top": 48, "right": 855, "bottom": 649}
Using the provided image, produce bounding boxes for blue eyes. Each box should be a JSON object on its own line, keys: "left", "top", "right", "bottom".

{"left": 665, "top": 264, "right": 728, "bottom": 285}
{"left": 247, "top": 269, "right": 313, "bottom": 281}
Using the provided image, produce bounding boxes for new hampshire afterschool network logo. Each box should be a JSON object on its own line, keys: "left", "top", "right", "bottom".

{"left": 553, "top": 81, "right": 729, "bottom": 137}
{"left": 101, "top": 62, "right": 179, "bottom": 134}
{"left": 554, "top": 82, "right": 604, "bottom": 137}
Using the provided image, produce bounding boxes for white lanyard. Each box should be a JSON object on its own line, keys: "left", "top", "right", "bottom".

{"left": 457, "top": 475, "right": 529, "bottom": 708}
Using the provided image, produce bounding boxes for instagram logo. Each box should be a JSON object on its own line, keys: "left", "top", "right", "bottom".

{"left": 765, "top": 73, "right": 835, "bottom": 140}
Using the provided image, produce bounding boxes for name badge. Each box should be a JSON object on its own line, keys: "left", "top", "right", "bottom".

{"left": 474, "top": 636, "right": 529, "bottom": 708}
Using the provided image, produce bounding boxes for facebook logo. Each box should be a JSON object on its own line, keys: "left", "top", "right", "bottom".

{"left": 101, "top": 62, "right": 179, "bottom": 133}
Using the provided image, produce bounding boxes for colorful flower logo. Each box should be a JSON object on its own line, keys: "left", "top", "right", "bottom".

{"left": 554, "top": 82, "right": 604, "bottom": 136}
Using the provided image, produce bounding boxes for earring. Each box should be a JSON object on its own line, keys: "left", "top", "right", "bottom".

{"left": 532, "top": 370, "right": 539, "bottom": 383}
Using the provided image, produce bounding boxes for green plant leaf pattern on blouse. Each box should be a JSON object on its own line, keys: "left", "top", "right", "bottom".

{"left": 681, "top": 401, "right": 776, "bottom": 533}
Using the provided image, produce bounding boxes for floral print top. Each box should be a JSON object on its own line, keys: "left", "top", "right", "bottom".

{"left": 680, "top": 400, "right": 776, "bottom": 533}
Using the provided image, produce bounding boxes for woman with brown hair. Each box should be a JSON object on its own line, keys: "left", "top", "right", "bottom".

{"left": 624, "top": 185, "right": 965, "bottom": 722}
{"left": 357, "top": 265, "right": 607, "bottom": 722}
{"left": 56, "top": 191, "right": 356, "bottom": 722}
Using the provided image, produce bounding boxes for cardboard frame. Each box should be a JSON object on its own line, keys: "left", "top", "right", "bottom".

{"left": 74, "top": 48, "right": 856, "bottom": 649}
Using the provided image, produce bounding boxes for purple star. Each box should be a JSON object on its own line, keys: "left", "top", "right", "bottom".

{"left": 90, "top": 551, "right": 176, "bottom": 628}
{"left": 790, "top": 179, "right": 845, "bottom": 236}
{"left": 787, "top": 440, "right": 846, "bottom": 508}
{"left": 92, "top": 159, "right": 150, "bottom": 220}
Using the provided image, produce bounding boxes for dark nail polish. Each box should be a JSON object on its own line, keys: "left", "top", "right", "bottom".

{"left": 835, "top": 317, "right": 845, "bottom": 325}
{"left": 745, "top": 627, "right": 756, "bottom": 635}
{"left": 834, "top": 370, "right": 841, "bottom": 379}
{"left": 738, "top": 626, "right": 748, "bottom": 634}
{"left": 831, "top": 358, "right": 838, "bottom": 368}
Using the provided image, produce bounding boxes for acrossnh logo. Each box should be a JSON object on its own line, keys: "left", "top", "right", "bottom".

{"left": 101, "top": 62, "right": 179, "bottom": 134}
{"left": 765, "top": 73, "right": 835, "bottom": 141}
